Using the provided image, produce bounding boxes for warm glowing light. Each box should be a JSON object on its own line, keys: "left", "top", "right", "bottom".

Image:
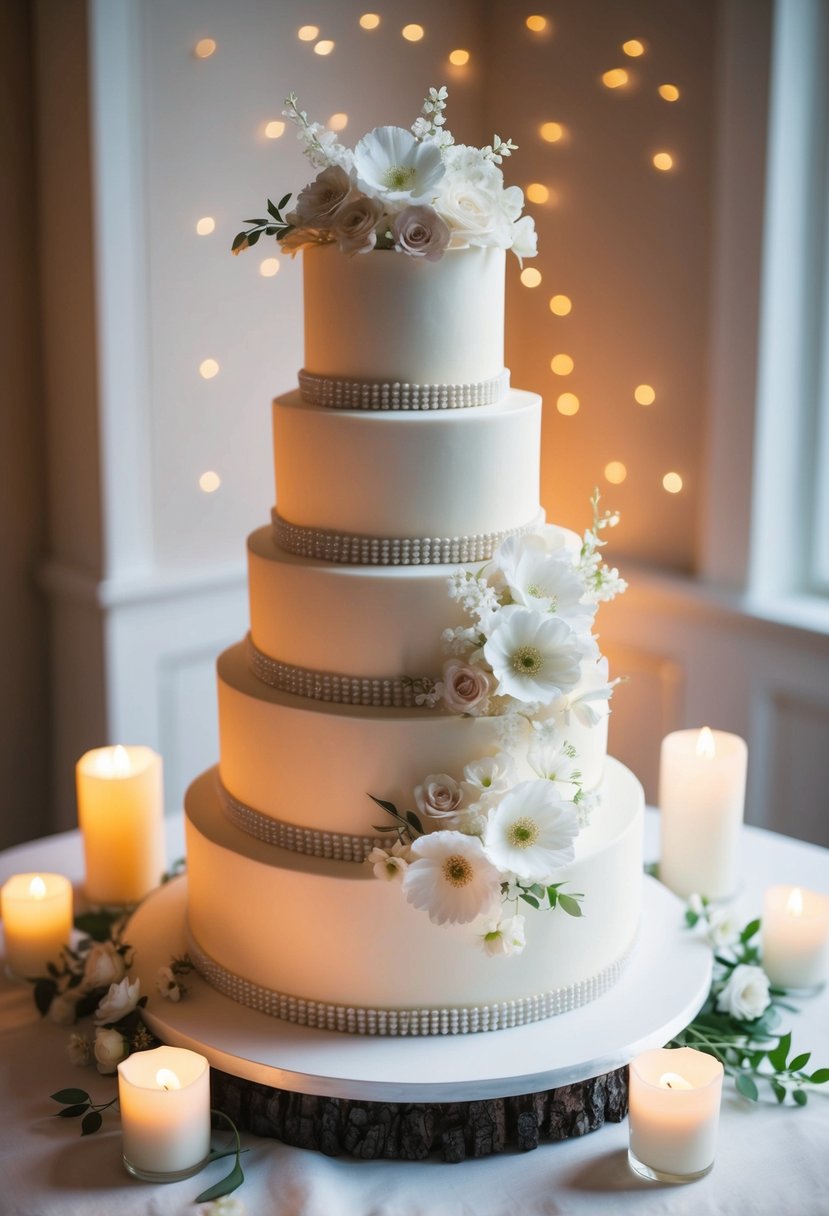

{"left": 659, "top": 83, "right": 681, "bottom": 102}
{"left": 259, "top": 258, "right": 280, "bottom": 277}
{"left": 653, "top": 152, "right": 674, "bottom": 172}
{"left": 549, "top": 294, "right": 572, "bottom": 316}
{"left": 525, "top": 15, "right": 549, "bottom": 33}
{"left": 196, "top": 217, "right": 215, "bottom": 236}
{"left": 314, "top": 39, "right": 335, "bottom": 55}
{"left": 526, "top": 182, "right": 550, "bottom": 204}
{"left": 663, "top": 471, "right": 683, "bottom": 494}
{"left": 28, "top": 876, "right": 47, "bottom": 900}
{"left": 95, "top": 745, "right": 133, "bottom": 778}
{"left": 602, "top": 68, "right": 629, "bottom": 89}
{"left": 634, "top": 383, "right": 656, "bottom": 405}
{"left": 658, "top": 1072, "right": 694, "bottom": 1090}
{"left": 297, "top": 25, "right": 319, "bottom": 41}
{"left": 328, "top": 112, "right": 348, "bottom": 132}
{"left": 449, "top": 48, "right": 470, "bottom": 66}
{"left": 557, "top": 393, "right": 580, "bottom": 416}
{"left": 520, "top": 267, "right": 542, "bottom": 288}
{"left": 156, "top": 1069, "right": 182, "bottom": 1091}
{"left": 622, "top": 38, "right": 645, "bottom": 57}
{"left": 402, "top": 23, "right": 425, "bottom": 41}
{"left": 199, "top": 471, "right": 221, "bottom": 493}
{"left": 696, "top": 726, "right": 716, "bottom": 758}
{"left": 359, "top": 12, "right": 380, "bottom": 29}
{"left": 199, "top": 358, "right": 219, "bottom": 380}
{"left": 604, "top": 461, "right": 627, "bottom": 485}
{"left": 550, "top": 353, "right": 574, "bottom": 375}
{"left": 786, "top": 887, "right": 805, "bottom": 917}
{"left": 540, "top": 121, "right": 564, "bottom": 143}
{"left": 194, "top": 38, "right": 216, "bottom": 59}
{"left": 264, "top": 120, "right": 286, "bottom": 139}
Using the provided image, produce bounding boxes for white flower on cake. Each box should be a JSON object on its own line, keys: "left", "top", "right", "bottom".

{"left": 460, "top": 753, "right": 516, "bottom": 803}
{"left": 354, "top": 126, "right": 446, "bottom": 205}
{"left": 403, "top": 831, "right": 502, "bottom": 925}
{"left": 290, "top": 164, "right": 352, "bottom": 228}
{"left": 494, "top": 532, "right": 595, "bottom": 627}
{"left": 715, "top": 964, "right": 772, "bottom": 1021}
{"left": 483, "top": 607, "right": 585, "bottom": 704}
{"left": 483, "top": 780, "right": 579, "bottom": 883}
{"left": 527, "top": 737, "right": 581, "bottom": 786}
{"left": 94, "top": 975, "right": 141, "bottom": 1024}
{"left": 479, "top": 913, "right": 526, "bottom": 957}
{"left": 367, "top": 840, "right": 410, "bottom": 881}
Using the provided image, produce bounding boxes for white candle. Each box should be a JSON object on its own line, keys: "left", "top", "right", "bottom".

{"left": 628, "top": 1047, "right": 724, "bottom": 1182}
{"left": 118, "top": 1046, "right": 211, "bottom": 1180}
{"left": 76, "top": 745, "right": 166, "bottom": 905}
{"left": 1, "top": 873, "right": 73, "bottom": 978}
{"left": 659, "top": 727, "right": 747, "bottom": 900}
{"left": 762, "top": 885, "right": 829, "bottom": 990}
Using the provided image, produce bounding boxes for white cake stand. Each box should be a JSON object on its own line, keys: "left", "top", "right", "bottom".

{"left": 128, "top": 875, "right": 711, "bottom": 1104}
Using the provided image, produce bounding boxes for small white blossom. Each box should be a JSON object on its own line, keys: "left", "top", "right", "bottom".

{"left": 479, "top": 914, "right": 526, "bottom": 957}
{"left": 706, "top": 907, "right": 742, "bottom": 950}
{"left": 156, "top": 966, "right": 183, "bottom": 1002}
{"left": 715, "top": 964, "right": 771, "bottom": 1021}
{"left": 66, "top": 1031, "right": 93, "bottom": 1067}
{"left": 367, "top": 840, "right": 410, "bottom": 881}
{"left": 49, "top": 992, "right": 81, "bottom": 1026}
{"left": 688, "top": 893, "right": 706, "bottom": 916}
{"left": 442, "top": 625, "right": 479, "bottom": 657}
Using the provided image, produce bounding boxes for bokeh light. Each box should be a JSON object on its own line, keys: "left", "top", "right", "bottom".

{"left": 602, "top": 68, "right": 629, "bottom": 89}
{"left": 622, "top": 39, "right": 645, "bottom": 57}
{"left": 663, "top": 472, "right": 683, "bottom": 494}
{"left": 402, "top": 23, "right": 425, "bottom": 41}
{"left": 196, "top": 217, "right": 215, "bottom": 236}
{"left": 526, "top": 15, "right": 549, "bottom": 33}
{"left": 526, "top": 182, "right": 550, "bottom": 204}
{"left": 199, "top": 359, "right": 219, "bottom": 380}
{"left": 540, "top": 121, "right": 565, "bottom": 143}
{"left": 652, "top": 152, "right": 674, "bottom": 171}
{"left": 634, "top": 384, "right": 656, "bottom": 405}
{"left": 549, "top": 294, "right": 572, "bottom": 316}
{"left": 520, "top": 268, "right": 542, "bottom": 288}
{"left": 659, "top": 83, "right": 681, "bottom": 102}
{"left": 297, "top": 25, "right": 319, "bottom": 41}
{"left": 449, "top": 49, "right": 470, "bottom": 66}
{"left": 194, "top": 38, "right": 216, "bottom": 59}
{"left": 359, "top": 13, "right": 380, "bottom": 29}
{"left": 550, "top": 353, "right": 574, "bottom": 375}
{"left": 314, "top": 39, "right": 335, "bottom": 55}
{"left": 265, "top": 120, "right": 286, "bottom": 139}
{"left": 556, "top": 393, "right": 580, "bottom": 416}
{"left": 260, "top": 258, "right": 280, "bottom": 277}
{"left": 604, "top": 461, "right": 627, "bottom": 484}
{"left": 199, "top": 471, "right": 221, "bottom": 493}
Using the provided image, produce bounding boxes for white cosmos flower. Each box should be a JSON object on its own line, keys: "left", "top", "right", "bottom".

{"left": 461, "top": 753, "right": 515, "bottom": 803}
{"left": 495, "top": 533, "right": 595, "bottom": 628}
{"left": 479, "top": 913, "right": 526, "bottom": 957}
{"left": 402, "top": 831, "right": 502, "bottom": 925}
{"left": 527, "top": 738, "right": 580, "bottom": 785}
{"left": 483, "top": 780, "right": 579, "bottom": 882}
{"left": 353, "top": 126, "right": 445, "bottom": 205}
{"left": 483, "top": 607, "right": 586, "bottom": 704}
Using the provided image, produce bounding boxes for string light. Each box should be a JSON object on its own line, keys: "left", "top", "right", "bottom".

{"left": 601, "top": 69, "right": 629, "bottom": 89}
{"left": 556, "top": 393, "right": 580, "bottom": 416}
{"left": 540, "top": 121, "right": 564, "bottom": 143}
{"left": 297, "top": 25, "right": 319, "bottom": 40}
{"left": 328, "top": 113, "right": 348, "bottom": 131}
{"left": 604, "top": 461, "right": 627, "bottom": 484}
{"left": 634, "top": 384, "right": 656, "bottom": 405}
{"left": 314, "top": 40, "right": 335, "bottom": 55}
{"left": 622, "top": 39, "right": 645, "bottom": 57}
{"left": 652, "top": 152, "right": 674, "bottom": 171}
{"left": 549, "top": 294, "right": 572, "bottom": 316}
{"left": 199, "top": 359, "right": 219, "bottom": 380}
{"left": 194, "top": 38, "right": 216, "bottom": 59}
{"left": 449, "top": 49, "right": 470, "bottom": 66}
{"left": 659, "top": 83, "right": 681, "bottom": 102}
{"left": 550, "top": 353, "right": 574, "bottom": 375}
{"left": 663, "top": 471, "right": 683, "bottom": 494}
{"left": 264, "top": 121, "right": 285, "bottom": 139}
{"left": 402, "top": 23, "right": 425, "bottom": 41}
{"left": 199, "top": 471, "right": 221, "bottom": 493}
{"left": 526, "top": 183, "right": 550, "bottom": 204}
{"left": 196, "top": 217, "right": 215, "bottom": 236}
{"left": 520, "top": 268, "right": 542, "bottom": 287}
{"left": 260, "top": 258, "right": 280, "bottom": 277}
{"left": 359, "top": 13, "right": 380, "bottom": 29}
{"left": 525, "top": 15, "right": 549, "bottom": 33}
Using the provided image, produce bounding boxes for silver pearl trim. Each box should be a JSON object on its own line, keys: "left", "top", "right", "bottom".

{"left": 272, "top": 510, "right": 537, "bottom": 566}
{"left": 217, "top": 779, "right": 394, "bottom": 861}
{"left": 185, "top": 928, "right": 633, "bottom": 1036}
{"left": 246, "top": 635, "right": 437, "bottom": 709}
{"left": 298, "top": 368, "right": 510, "bottom": 410}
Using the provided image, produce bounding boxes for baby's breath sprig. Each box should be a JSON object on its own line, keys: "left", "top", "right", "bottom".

{"left": 483, "top": 135, "right": 518, "bottom": 164}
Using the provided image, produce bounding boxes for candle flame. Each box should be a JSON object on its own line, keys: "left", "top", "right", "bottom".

{"left": 155, "top": 1068, "right": 181, "bottom": 1091}
{"left": 658, "top": 1071, "right": 694, "bottom": 1090}
{"left": 29, "top": 876, "right": 47, "bottom": 900}
{"left": 96, "top": 745, "right": 133, "bottom": 778}
{"left": 695, "top": 726, "right": 716, "bottom": 759}
{"left": 786, "top": 887, "right": 804, "bottom": 917}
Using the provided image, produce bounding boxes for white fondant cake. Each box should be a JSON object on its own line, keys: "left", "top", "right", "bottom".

{"left": 191, "top": 92, "right": 643, "bottom": 1035}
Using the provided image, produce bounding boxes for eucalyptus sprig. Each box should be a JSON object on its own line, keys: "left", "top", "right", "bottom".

{"left": 50, "top": 1087, "right": 118, "bottom": 1137}
{"left": 369, "top": 795, "right": 424, "bottom": 844}
{"left": 231, "top": 195, "right": 294, "bottom": 255}
{"left": 515, "top": 880, "right": 584, "bottom": 918}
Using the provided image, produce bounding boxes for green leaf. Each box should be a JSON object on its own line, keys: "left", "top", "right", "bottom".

{"left": 34, "top": 979, "right": 57, "bottom": 1017}
{"left": 405, "top": 810, "right": 424, "bottom": 836}
{"left": 519, "top": 893, "right": 540, "bottom": 909}
{"left": 277, "top": 192, "right": 292, "bottom": 212}
{"left": 74, "top": 909, "right": 121, "bottom": 941}
{"left": 195, "top": 1157, "right": 245, "bottom": 1204}
{"left": 770, "top": 1079, "right": 787, "bottom": 1104}
{"left": 51, "top": 1088, "right": 90, "bottom": 1105}
{"left": 809, "top": 1068, "right": 829, "bottom": 1084}
{"left": 558, "top": 894, "right": 583, "bottom": 918}
{"left": 768, "top": 1031, "right": 792, "bottom": 1073}
{"left": 267, "top": 199, "right": 281, "bottom": 221}
{"left": 56, "top": 1104, "right": 89, "bottom": 1119}
{"left": 735, "top": 1074, "right": 759, "bottom": 1101}
{"left": 740, "top": 918, "right": 761, "bottom": 943}
{"left": 247, "top": 231, "right": 261, "bottom": 247}
{"left": 546, "top": 887, "right": 558, "bottom": 908}
{"left": 789, "top": 1052, "right": 811, "bottom": 1073}
{"left": 368, "top": 795, "right": 398, "bottom": 817}
{"left": 81, "top": 1110, "right": 103, "bottom": 1136}
{"left": 231, "top": 231, "right": 249, "bottom": 251}
{"left": 793, "top": 1089, "right": 808, "bottom": 1107}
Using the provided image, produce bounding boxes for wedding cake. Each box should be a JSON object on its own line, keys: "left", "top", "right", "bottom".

{"left": 183, "top": 89, "right": 644, "bottom": 1036}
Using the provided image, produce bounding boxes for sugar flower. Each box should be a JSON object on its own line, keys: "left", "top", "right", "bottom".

{"left": 353, "top": 125, "right": 445, "bottom": 205}
{"left": 715, "top": 964, "right": 772, "bottom": 1021}
{"left": 367, "top": 840, "right": 410, "bottom": 881}
{"left": 483, "top": 607, "right": 585, "bottom": 704}
{"left": 441, "top": 659, "right": 492, "bottom": 715}
{"left": 479, "top": 913, "right": 526, "bottom": 957}
{"left": 483, "top": 780, "right": 579, "bottom": 882}
{"left": 403, "top": 831, "right": 502, "bottom": 924}
{"left": 461, "top": 753, "right": 515, "bottom": 802}
{"left": 392, "top": 205, "right": 451, "bottom": 259}
{"left": 494, "top": 533, "right": 595, "bottom": 628}
{"left": 330, "top": 195, "right": 384, "bottom": 255}
{"left": 414, "top": 773, "right": 463, "bottom": 819}
{"left": 290, "top": 165, "right": 353, "bottom": 228}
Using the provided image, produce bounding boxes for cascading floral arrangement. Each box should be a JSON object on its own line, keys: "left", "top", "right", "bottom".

{"left": 367, "top": 495, "right": 628, "bottom": 955}
{"left": 232, "top": 86, "right": 537, "bottom": 262}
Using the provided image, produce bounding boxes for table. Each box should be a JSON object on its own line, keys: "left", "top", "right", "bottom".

{"left": 1, "top": 813, "right": 827, "bottom": 1216}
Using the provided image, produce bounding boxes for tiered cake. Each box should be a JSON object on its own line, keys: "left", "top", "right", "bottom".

{"left": 183, "top": 91, "right": 644, "bottom": 1037}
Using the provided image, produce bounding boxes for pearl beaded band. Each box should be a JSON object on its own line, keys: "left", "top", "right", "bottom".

{"left": 272, "top": 510, "right": 537, "bottom": 566}
{"left": 247, "top": 635, "right": 436, "bottom": 709}
{"left": 186, "top": 929, "right": 633, "bottom": 1037}
{"left": 217, "top": 780, "right": 393, "bottom": 861}
{"left": 298, "top": 368, "right": 510, "bottom": 411}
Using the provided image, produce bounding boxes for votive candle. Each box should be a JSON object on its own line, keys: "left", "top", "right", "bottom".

{"left": 76, "top": 745, "right": 165, "bottom": 905}
{"left": 762, "top": 885, "right": 829, "bottom": 990}
{"left": 628, "top": 1047, "right": 724, "bottom": 1183}
{"left": 659, "top": 727, "right": 747, "bottom": 900}
{"left": 1, "top": 872, "right": 73, "bottom": 978}
{"left": 118, "top": 1046, "right": 211, "bottom": 1181}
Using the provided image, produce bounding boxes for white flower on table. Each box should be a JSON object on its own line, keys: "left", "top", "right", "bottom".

{"left": 66, "top": 1031, "right": 93, "bottom": 1067}
{"left": 479, "top": 913, "right": 526, "bottom": 957}
{"left": 494, "top": 533, "right": 595, "bottom": 628}
{"left": 354, "top": 125, "right": 445, "bottom": 206}
{"left": 94, "top": 975, "right": 141, "bottom": 1024}
{"left": 83, "top": 940, "right": 127, "bottom": 989}
{"left": 483, "top": 780, "right": 579, "bottom": 883}
{"left": 705, "top": 907, "right": 743, "bottom": 950}
{"left": 715, "top": 964, "right": 772, "bottom": 1021}
{"left": 48, "top": 990, "right": 82, "bottom": 1026}
{"left": 93, "top": 1026, "right": 129, "bottom": 1074}
{"left": 402, "top": 831, "right": 502, "bottom": 925}
{"left": 483, "top": 607, "right": 586, "bottom": 704}
{"left": 367, "top": 840, "right": 410, "bottom": 881}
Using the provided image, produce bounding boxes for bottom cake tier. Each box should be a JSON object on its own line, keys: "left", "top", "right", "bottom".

{"left": 184, "top": 758, "right": 644, "bottom": 1036}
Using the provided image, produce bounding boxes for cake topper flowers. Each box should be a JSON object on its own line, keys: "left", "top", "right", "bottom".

{"left": 232, "top": 86, "right": 537, "bottom": 262}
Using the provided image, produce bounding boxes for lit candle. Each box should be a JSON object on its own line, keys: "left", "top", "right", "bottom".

{"left": 118, "top": 1046, "right": 211, "bottom": 1181}
{"left": 628, "top": 1047, "right": 724, "bottom": 1183}
{"left": 76, "top": 745, "right": 166, "bottom": 905}
{"left": 1, "top": 872, "right": 73, "bottom": 978}
{"left": 658, "top": 727, "right": 747, "bottom": 900}
{"left": 762, "top": 885, "right": 829, "bottom": 990}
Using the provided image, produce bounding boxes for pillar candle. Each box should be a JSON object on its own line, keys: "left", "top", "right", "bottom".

{"left": 628, "top": 1047, "right": 724, "bottom": 1182}
{"left": 762, "top": 885, "right": 829, "bottom": 990}
{"left": 1, "top": 872, "right": 73, "bottom": 977}
{"left": 76, "top": 745, "right": 166, "bottom": 905}
{"left": 118, "top": 1046, "right": 211, "bottom": 1181}
{"left": 659, "top": 727, "right": 748, "bottom": 900}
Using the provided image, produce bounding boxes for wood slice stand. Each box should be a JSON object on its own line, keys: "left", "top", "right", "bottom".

{"left": 128, "top": 877, "right": 711, "bottom": 1162}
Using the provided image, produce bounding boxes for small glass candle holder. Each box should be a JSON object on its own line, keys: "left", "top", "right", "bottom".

{"left": 628, "top": 1047, "right": 724, "bottom": 1183}
{"left": 118, "top": 1046, "right": 211, "bottom": 1182}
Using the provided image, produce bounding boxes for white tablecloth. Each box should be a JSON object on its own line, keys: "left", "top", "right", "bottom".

{"left": 1, "top": 814, "right": 827, "bottom": 1216}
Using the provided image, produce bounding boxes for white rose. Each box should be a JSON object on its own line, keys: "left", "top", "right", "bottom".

{"left": 705, "top": 908, "right": 742, "bottom": 950}
{"left": 510, "top": 214, "right": 538, "bottom": 262}
{"left": 94, "top": 1026, "right": 129, "bottom": 1074}
{"left": 329, "top": 194, "right": 384, "bottom": 255}
{"left": 83, "top": 941, "right": 126, "bottom": 989}
{"left": 715, "top": 964, "right": 771, "bottom": 1021}
{"left": 94, "top": 975, "right": 141, "bottom": 1024}
{"left": 435, "top": 171, "right": 511, "bottom": 248}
